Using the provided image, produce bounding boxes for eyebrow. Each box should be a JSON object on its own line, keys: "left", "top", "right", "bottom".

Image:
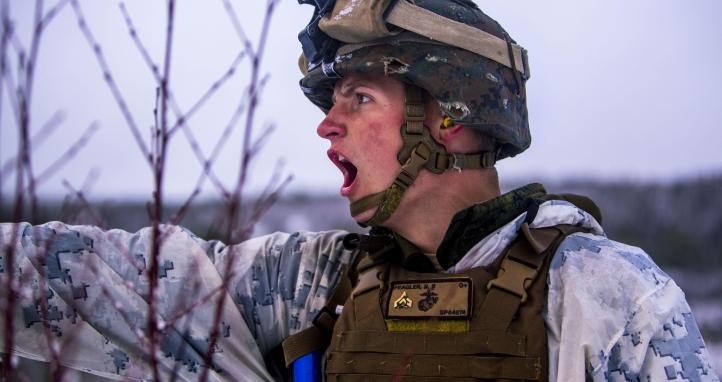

{"left": 332, "top": 80, "right": 368, "bottom": 103}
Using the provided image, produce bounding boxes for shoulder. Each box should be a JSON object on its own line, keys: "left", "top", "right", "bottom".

{"left": 545, "top": 232, "right": 691, "bottom": 371}
{"left": 549, "top": 232, "right": 670, "bottom": 294}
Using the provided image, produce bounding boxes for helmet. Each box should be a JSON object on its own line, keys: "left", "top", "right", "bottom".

{"left": 297, "top": 0, "right": 531, "bottom": 226}
{"left": 298, "top": 0, "right": 531, "bottom": 159}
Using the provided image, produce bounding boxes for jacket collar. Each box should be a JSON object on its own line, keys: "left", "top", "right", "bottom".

{"left": 436, "top": 183, "right": 547, "bottom": 269}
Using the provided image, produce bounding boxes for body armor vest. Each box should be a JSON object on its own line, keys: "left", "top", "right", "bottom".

{"left": 323, "top": 224, "right": 582, "bottom": 381}
{"left": 282, "top": 224, "right": 585, "bottom": 381}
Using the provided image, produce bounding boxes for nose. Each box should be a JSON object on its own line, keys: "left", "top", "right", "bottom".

{"left": 316, "top": 106, "right": 346, "bottom": 140}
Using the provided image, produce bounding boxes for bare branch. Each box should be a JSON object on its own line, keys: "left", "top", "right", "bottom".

{"left": 249, "top": 121, "right": 275, "bottom": 158}
{"left": 40, "top": 0, "right": 69, "bottom": 27}
{"left": 59, "top": 168, "right": 99, "bottom": 225}
{"left": 228, "top": 0, "right": 278, "bottom": 243}
{"left": 167, "top": 50, "right": 245, "bottom": 136}
{"left": 146, "top": 0, "right": 176, "bottom": 379}
{"left": 34, "top": 122, "right": 100, "bottom": 187}
{"left": 0, "top": 0, "right": 11, "bottom": 165}
{"left": 169, "top": 188, "right": 199, "bottom": 225}
{"left": 61, "top": 179, "right": 106, "bottom": 229}
{"left": 0, "top": 110, "right": 64, "bottom": 180}
{"left": 119, "top": 1, "right": 244, "bottom": 205}
{"left": 163, "top": 282, "right": 227, "bottom": 329}
{"left": 118, "top": 2, "right": 160, "bottom": 79}
{"left": 170, "top": 92, "right": 250, "bottom": 225}
{"left": 69, "top": 0, "right": 151, "bottom": 164}
{"left": 221, "top": 0, "right": 254, "bottom": 57}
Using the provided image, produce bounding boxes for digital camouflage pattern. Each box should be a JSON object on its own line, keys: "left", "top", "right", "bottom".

{"left": 0, "top": 223, "right": 353, "bottom": 381}
{"left": 300, "top": 0, "right": 530, "bottom": 160}
{"left": 0, "top": 192, "right": 718, "bottom": 380}
{"left": 447, "top": 199, "right": 719, "bottom": 381}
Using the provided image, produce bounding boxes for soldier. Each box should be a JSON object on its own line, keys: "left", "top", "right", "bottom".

{"left": 1, "top": 0, "right": 719, "bottom": 381}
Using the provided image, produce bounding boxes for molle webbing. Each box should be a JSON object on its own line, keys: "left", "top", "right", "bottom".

{"left": 326, "top": 224, "right": 587, "bottom": 381}
{"left": 350, "top": 85, "right": 496, "bottom": 226}
{"left": 334, "top": 330, "right": 526, "bottom": 356}
{"left": 326, "top": 353, "right": 541, "bottom": 380}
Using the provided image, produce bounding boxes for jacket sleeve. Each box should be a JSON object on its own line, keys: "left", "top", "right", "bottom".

{"left": 0, "top": 222, "right": 356, "bottom": 381}
{"left": 601, "top": 283, "right": 720, "bottom": 381}
{"left": 545, "top": 232, "right": 719, "bottom": 381}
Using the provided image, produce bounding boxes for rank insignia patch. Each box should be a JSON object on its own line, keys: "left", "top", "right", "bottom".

{"left": 393, "top": 291, "right": 413, "bottom": 309}
{"left": 386, "top": 278, "right": 472, "bottom": 319}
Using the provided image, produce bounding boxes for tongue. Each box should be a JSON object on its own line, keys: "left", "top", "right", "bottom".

{"left": 342, "top": 161, "right": 358, "bottom": 187}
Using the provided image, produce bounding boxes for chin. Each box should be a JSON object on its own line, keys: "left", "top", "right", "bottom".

{"left": 351, "top": 207, "right": 375, "bottom": 224}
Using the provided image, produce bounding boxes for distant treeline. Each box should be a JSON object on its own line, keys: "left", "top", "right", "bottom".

{"left": 2, "top": 174, "right": 721, "bottom": 269}
{"left": 540, "top": 175, "right": 722, "bottom": 269}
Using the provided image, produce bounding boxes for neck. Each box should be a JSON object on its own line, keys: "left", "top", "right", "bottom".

{"left": 383, "top": 169, "right": 500, "bottom": 253}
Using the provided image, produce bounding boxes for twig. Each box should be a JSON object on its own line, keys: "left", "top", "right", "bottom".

{"left": 163, "top": 280, "right": 228, "bottom": 329}
{"left": 19, "top": 0, "right": 45, "bottom": 224}
{"left": 169, "top": 188, "right": 199, "bottom": 225}
{"left": 69, "top": 0, "right": 151, "bottom": 164}
{"left": 2, "top": 0, "right": 48, "bottom": 375}
{"left": 220, "top": 0, "right": 254, "bottom": 57}
{"left": 34, "top": 122, "right": 99, "bottom": 187}
{"left": 0, "top": 0, "right": 11, "bottom": 205}
{"left": 59, "top": 168, "right": 99, "bottom": 226}
{"left": 61, "top": 179, "right": 105, "bottom": 229}
{"left": 238, "top": 162, "right": 291, "bottom": 242}
{"left": 146, "top": 0, "right": 176, "bottom": 379}
{"left": 227, "top": 0, "right": 278, "bottom": 243}
{"left": 166, "top": 50, "right": 245, "bottom": 136}
{"left": 28, "top": 230, "right": 64, "bottom": 381}
{"left": 0, "top": 109, "right": 64, "bottom": 182}
{"left": 118, "top": 2, "right": 243, "bottom": 190}
{"left": 198, "top": 2, "right": 279, "bottom": 380}
{"left": 170, "top": 92, "right": 250, "bottom": 226}
{"left": 40, "top": 0, "right": 69, "bottom": 27}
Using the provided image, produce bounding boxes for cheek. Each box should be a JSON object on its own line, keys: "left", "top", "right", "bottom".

{"left": 355, "top": 120, "right": 402, "bottom": 185}
{"left": 364, "top": 121, "right": 402, "bottom": 163}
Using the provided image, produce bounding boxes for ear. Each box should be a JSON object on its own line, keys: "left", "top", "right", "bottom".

{"left": 438, "top": 123, "right": 465, "bottom": 144}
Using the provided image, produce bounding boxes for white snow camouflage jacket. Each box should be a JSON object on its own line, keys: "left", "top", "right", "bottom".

{"left": 0, "top": 200, "right": 718, "bottom": 381}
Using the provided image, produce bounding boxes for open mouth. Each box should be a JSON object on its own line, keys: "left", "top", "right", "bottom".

{"left": 328, "top": 149, "right": 358, "bottom": 194}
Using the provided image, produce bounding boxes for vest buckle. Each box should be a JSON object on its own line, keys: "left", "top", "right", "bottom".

{"left": 486, "top": 258, "right": 538, "bottom": 303}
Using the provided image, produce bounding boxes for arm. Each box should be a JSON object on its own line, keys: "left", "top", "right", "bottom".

{"left": 600, "top": 282, "right": 719, "bottom": 381}
{"left": 0, "top": 222, "right": 356, "bottom": 381}
{"left": 545, "top": 232, "right": 719, "bottom": 381}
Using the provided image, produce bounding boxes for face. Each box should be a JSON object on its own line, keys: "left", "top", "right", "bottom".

{"left": 316, "top": 75, "right": 407, "bottom": 221}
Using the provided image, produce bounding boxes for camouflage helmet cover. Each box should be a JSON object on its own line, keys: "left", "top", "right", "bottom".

{"left": 299, "top": 0, "right": 531, "bottom": 159}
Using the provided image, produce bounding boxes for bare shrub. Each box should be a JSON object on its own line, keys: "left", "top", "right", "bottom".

{"left": 1, "top": 0, "right": 285, "bottom": 380}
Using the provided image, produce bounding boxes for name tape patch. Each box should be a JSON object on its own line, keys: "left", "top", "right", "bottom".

{"left": 386, "top": 278, "right": 472, "bottom": 319}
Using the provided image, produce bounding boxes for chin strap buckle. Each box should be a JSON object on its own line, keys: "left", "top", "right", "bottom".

{"left": 451, "top": 153, "right": 465, "bottom": 172}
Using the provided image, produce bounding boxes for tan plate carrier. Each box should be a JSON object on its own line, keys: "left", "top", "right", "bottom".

{"left": 283, "top": 223, "right": 586, "bottom": 381}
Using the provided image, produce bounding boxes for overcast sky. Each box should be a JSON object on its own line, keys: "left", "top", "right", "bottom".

{"left": 1, "top": 0, "right": 721, "bottom": 202}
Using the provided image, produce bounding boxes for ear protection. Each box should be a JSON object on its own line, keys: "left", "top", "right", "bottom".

{"left": 441, "top": 116, "right": 454, "bottom": 129}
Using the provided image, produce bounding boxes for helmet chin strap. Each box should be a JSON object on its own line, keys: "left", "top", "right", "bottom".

{"left": 350, "top": 84, "right": 498, "bottom": 227}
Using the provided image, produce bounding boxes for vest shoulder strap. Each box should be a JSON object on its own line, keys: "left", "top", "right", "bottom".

{"left": 478, "top": 223, "right": 588, "bottom": 331}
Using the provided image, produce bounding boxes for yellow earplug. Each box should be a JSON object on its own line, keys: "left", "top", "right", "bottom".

{"left": 441, "top": 116, "right": 454, "bottom": 129}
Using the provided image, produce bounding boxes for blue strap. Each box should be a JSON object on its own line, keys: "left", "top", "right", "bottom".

{"left": 291, "top": 351, "right": 322, "bottom": 382}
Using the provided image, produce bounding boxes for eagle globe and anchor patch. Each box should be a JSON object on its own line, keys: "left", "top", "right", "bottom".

{"left": 386, "top": 278, "right": 473, "bottom": 320}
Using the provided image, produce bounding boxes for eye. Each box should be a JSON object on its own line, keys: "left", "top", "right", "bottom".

{"left": 356, "top": 93, "right": 371, "bottom": 104}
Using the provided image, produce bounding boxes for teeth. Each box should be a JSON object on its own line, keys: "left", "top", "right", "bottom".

{"left": 339, "top": 154, "right": 348, "bottom": 163}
